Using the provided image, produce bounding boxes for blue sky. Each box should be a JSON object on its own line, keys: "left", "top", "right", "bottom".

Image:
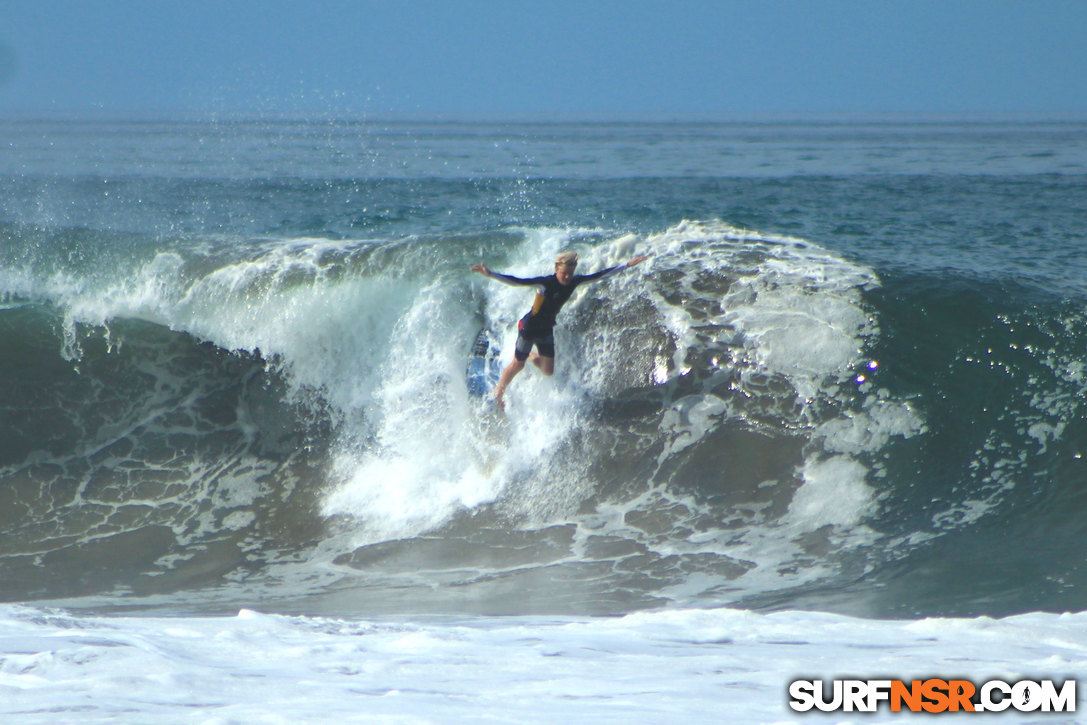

{"left": 1, "top": 0, "right": 1085, "bottom": 117}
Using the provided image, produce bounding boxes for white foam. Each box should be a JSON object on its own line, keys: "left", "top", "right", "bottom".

{"left": 321, "top": 227, "right": 604, "bottom": 541}
{"left": 816, "top": 393, "right": 926, "bottom": 456}
{"left": 788, "top": 455, "right": 874, "bottom": 531}
{"left": 2, "top": 604, "right": 1083, "bottom": 723}
{"left": 657, "top": 394, "right": 729, "bottom": 463}
{"left": 322, "top": 454, "right": 498, "bottom": 543}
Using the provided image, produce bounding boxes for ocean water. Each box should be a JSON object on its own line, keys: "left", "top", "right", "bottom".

{"left": 2, "top": 117, "right": 1087, "bottom": 721}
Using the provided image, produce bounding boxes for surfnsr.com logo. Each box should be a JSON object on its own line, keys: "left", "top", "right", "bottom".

{"left": 788, "top": 678, "right": 1076, "bottom": 714}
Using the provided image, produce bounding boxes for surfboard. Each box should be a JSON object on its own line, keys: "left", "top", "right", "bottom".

{"left": 466, "top": 327, "right": 502, "bottom": 398}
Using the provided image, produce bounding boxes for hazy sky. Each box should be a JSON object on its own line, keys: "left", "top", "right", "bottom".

{"left": 1, "top": 0, "right": 1085, "bottom": 117}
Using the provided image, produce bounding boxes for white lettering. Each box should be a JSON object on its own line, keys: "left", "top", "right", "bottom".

{"left": 844, "top": 680, "right": 869, "bottom": 712}
{"left": 1040, "top": 679, "right": 1076, "bottom": 712}
{"left": 814, "top": 680, "right": 843, "bottom": 712}
{"left": 867, "top": 679, "right": 892, "bottom": 711}
{"left": 1013, "top": 680, "right": 1042, "bottom": 712}
{"left": 981, "top": 680, "right": 1012, "bottom": 712}
{"left": 788, "top": 680, "right": 816, "bottom": 712}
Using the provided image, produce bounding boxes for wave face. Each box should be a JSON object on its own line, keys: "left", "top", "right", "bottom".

{"left": 2, "top": 119, "right": 1086, "bottom": 618}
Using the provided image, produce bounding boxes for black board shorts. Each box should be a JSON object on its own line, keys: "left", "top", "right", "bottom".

{"left": 514, "top": 319, "right": 555, "bottom": 361}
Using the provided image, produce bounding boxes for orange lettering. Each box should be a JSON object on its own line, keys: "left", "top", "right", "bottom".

{"left": 891, "top": 680, "right": 923, "bottom": 712}
{"left": 947, "top": 680, "right": 976, "bottom": 712}
{"left": 921, "top": 679, "right": 950, "bottom": 713}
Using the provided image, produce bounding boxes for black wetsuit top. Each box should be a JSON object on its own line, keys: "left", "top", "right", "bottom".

{"left": 490, "top": 266, "right": 624, "bottom": 336}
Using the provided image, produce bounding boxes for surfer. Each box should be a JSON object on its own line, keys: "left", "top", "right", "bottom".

{"left": 471, "top": 251, "right": 647, "bottom": 409}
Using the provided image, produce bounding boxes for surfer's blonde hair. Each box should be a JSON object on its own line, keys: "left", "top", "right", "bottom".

{"left": 554, "top": 251, "right": 579, "bottom": 267}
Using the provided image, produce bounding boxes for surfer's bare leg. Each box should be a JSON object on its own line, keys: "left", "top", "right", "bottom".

{"left": 529, "top": 353, "right": 554, "bottom": 376}
{"left": 493, "top": 358, "right": 525, "bottom": 409}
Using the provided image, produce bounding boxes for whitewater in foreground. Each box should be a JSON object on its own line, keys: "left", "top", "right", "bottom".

{"left": 3, "top": 605, "right": 1085, "bottom": 722}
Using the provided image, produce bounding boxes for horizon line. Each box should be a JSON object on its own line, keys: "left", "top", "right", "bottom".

{"left": 2, "top": 109, "right": 1087, "bottom": 125}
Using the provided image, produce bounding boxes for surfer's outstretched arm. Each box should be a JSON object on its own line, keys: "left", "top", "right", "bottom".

{"left": 470, "top": 264, "right": 544, "bottom": 287}
{"left": 472, "top": 256, "right": 646, "bottom": 284}
{"left": 579, "top": 255, "right": 649, "bottom": 281}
